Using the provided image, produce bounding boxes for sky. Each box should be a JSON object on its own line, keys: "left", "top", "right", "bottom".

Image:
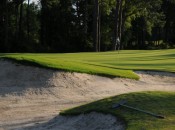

{"left": 30, "top": 0, "right": 38, "bottom": 4}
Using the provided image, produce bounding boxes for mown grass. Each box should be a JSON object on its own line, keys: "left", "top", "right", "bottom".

{"left": 60, "top": 92, "right": 175, "bottom": 130}
{"left": 0, "top": 49, "right": 175, "bottom": 79}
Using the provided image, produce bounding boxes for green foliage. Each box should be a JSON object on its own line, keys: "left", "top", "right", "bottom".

{"left": 162, "top": 0, "right": 175, "bottom": 45}
{"left": 121, "top": 0, "right": 165, "bottom": 49}
{"left": 0, "top": 0, "right": 175, "bottom": 52}
{"left": 61, "top": 92, "right": 175, "bottom": 130}
{"left": 0, "top": 1, "right": 40, "bottom": 52}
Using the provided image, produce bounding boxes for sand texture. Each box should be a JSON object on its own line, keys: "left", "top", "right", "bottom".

{"left": 0, "top": 60, "right": 175, "bottom": 130}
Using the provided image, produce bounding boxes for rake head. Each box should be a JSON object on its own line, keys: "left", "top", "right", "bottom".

{"left": 112, "top": 100, "right": 127, "bottom": 109}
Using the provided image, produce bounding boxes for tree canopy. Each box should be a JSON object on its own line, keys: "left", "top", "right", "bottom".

{"left": 0, "top": 0, "right": 175, "bottom": 52}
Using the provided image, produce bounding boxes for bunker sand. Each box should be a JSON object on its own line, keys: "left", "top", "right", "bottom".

{"left": 0, "top": 60, "right": 175, "bottom": 130}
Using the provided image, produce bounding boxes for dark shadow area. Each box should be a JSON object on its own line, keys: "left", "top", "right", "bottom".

{"left": 0, "top": 59, "right": 57, "bottom": 96}
{"left": 14, "top": 112, "right": 125, "bottom": 130}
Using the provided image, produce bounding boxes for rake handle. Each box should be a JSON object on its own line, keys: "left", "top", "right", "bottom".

{"left": 121, "top": 104, "right": 165, "bottom": 119}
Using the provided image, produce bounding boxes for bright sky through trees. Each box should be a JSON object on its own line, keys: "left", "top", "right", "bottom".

{"left": 29, "top": 0, "right": 38, "bottom": 4}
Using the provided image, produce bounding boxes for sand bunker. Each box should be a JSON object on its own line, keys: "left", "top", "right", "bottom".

{"left": 17, "top": 112, "right": 124, "bottom": 130}
{"left": 0, "top": 60, "right": 175, "bottom": 130}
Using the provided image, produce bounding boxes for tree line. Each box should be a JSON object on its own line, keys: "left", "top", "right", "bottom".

{"left": 0, "top": 0, "right": 175, "bottom": 53}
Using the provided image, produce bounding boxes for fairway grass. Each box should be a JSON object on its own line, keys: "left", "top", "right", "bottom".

{"left": 0, "top": 49, "right": 175, "bottom": 79}
{"left": 60, "top": 92, "right": 175, "bottom": 130}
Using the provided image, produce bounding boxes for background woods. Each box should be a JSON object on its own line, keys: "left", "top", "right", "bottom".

{"left": 0, "top": 0, "right": 175, "bottom": 53}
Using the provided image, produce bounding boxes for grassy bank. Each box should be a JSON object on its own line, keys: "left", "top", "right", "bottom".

{"left": 1, "top": 49, "right": 175, "bottom": 79}
{"left": 60, "top": 92, "right": 175, "bottom": 130}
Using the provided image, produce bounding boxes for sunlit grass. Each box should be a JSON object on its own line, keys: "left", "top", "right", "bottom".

{"left": 1, "top": 49, "right": 175, "bottom": 79}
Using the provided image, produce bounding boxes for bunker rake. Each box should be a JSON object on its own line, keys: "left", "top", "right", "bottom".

{"left": 112, "top": 100, "right": 165, "bottom": 119}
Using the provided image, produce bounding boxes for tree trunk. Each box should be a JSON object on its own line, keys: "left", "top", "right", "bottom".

{"left": 118, "top": 0, "right": 123, "bottom": 49}
{"left": 15, "top": 4, "right": 19, "bottom": 40}
{"left": 5, "top": 0, "right": 8, "bottom": 51}
{"left": 141, "top": 29, "right": 145, "bottom": 49}
{"left": 121, "top": 9, "right": 126, "bottom": 49}
{"left": 93, "top": 0, "right": 99, "bottom": 52}
{"left": 76, "top": 1, "right": 80, "bottom": 27}
{"left": 164, "top": 21, "right": 169, "bottom": 43}
{"left": 98, "top": 5, "right": 101, "bottom": 52}
{"left": 84, "top": 0, "right": 88, "bottom": 36}
{"left": 27, "top": 0, "right": 30, "bottom": 39}
{"left": 113, "top": 0, "right": 120, "bottom": 50}
{"left": 19, "top": 2, "right": 23, "bottom": 42}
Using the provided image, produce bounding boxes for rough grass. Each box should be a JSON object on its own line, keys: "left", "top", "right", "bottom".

{"left": 60, "top": 92, "right": 175, "bottom": 130}
{"left": 1, "top": 49, "right": 175, "bottom": 79}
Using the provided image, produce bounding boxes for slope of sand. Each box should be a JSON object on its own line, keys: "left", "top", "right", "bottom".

{"left": 0, "top": 60, "right": 175, "bottom": 130}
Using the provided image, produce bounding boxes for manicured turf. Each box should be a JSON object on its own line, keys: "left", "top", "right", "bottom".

{"left": 1, "top": 49, "right": 175, "bottom": 79}
{"left": 60, "top": 92, "right": 175, "bottom": 130}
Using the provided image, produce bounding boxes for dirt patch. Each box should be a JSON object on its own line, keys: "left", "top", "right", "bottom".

{"left": 0, "top": 60, "right": 175, "bottom": 130}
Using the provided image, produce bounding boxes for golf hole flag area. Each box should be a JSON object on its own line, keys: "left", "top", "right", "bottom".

{"left": 0, "top": 49, "right": 175, "bottom": 130}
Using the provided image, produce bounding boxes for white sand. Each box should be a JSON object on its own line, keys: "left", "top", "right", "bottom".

{"left": 0, "top": 60, "right": 175, "bottom": 130}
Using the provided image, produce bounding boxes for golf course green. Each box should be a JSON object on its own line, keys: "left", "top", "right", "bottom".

{"left": 1, "top": 49, "right": 175, "bottom": 79}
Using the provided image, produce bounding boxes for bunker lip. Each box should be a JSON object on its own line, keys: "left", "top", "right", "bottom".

{"left": 0, "top": 60, "right": 175, "bottom": 130}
